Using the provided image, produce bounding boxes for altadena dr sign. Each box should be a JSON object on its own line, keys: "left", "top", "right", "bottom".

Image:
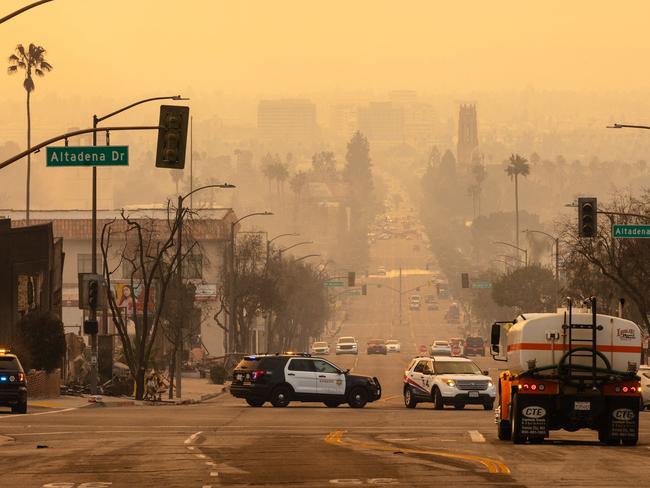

{"left": 46, "top": 146, "right": 129, "bottom": 167}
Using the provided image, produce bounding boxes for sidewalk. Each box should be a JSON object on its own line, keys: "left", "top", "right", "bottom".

{"left": 30, "top": 375, "right": 228, "bottom": 410}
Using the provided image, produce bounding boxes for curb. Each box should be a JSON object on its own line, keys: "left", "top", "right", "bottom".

{"left": 175, "top": 386, "right": 228, "bottom": 405}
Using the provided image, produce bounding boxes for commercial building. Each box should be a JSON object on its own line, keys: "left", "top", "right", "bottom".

{"left": 257, "top": 98, "right": 319, "bottom": 142}
{"left": 3, "top": 206, "right": 237, "bottom": 359}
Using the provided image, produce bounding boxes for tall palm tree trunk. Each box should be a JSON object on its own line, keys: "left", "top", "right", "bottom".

{"left": 26, "top": 89, "right": 31, "bottom": 223}
{"left": 514, "top": 174, "right": 520, "bottom": 262}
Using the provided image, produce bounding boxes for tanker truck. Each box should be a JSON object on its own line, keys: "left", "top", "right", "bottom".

{"left": 490, "top": 298, "right": 642, "bottom": 445}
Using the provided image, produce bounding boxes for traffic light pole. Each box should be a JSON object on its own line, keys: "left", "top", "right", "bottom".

{"left": 176, "top": 195, "right": 183, "bottom": 399}
{"left": 89, "top": 116, "right": 98, "bottom": 396}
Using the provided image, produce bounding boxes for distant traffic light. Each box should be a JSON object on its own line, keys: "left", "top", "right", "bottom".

{"left": 461, "top": 273, "right": 470, "bottom": 289}
{"left": 361, "top": 284, "right": 367, "bottom": 296}
{"left": 88, "top": 279, "right": 98, "bottom": 310}
{"left": 348, "top": 271, "right": 356, "bottom": 287}
{"left": 578, "top": 197, "right": 597, "bottom": 237}
{"left": 155, "top": 105, "right": 190, "bottom": 169}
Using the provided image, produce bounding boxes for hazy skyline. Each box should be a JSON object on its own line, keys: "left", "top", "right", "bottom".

{"left": 2, "top": 1, "right": 650, "bottom": 98}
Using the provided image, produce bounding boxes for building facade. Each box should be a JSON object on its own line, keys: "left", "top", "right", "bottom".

{"left": 0, "top": 219, "right": 64, "bottom": 346}
{"left": 4, "top": 206, "right": 237, "bottom": 359}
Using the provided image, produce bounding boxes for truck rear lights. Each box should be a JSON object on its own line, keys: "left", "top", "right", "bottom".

{"left": 538, "top": 384, "right": 545, "bottom": 391}
{"left": 622, "top": 386, "right": 629, "bottom": 393}
{"left": 530, "top": 384, "right": 537, "bottom": 391}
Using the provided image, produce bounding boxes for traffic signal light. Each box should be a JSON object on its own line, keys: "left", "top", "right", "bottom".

{"left": 578, "top": 197, "right": 597, "bottom": 237}
{"left": 461, "top": 273, "right": 469, "bottom": 289}
{"left": 88, "top": 279, "right": 98, "bottom": 309}
{"left": 83, "top": 319, "right": 98, "bottom": 335}
{"left": 362, "top": 284, "right": 367, "bottom": 296}
{"left": 348, "top": 271, "right": 356, "bottom": 287}
{"left": 155, "top": 105, "right": 190, "bottom": 169}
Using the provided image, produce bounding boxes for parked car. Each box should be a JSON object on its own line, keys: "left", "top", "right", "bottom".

{"left": 0, "top": 349, "right": 27, "bottom": 414}
{"left": 336, "top": 336, "right": 358, "bottom": 355}
{"left": 464, "top": 336, "right": 485, "bottom": 356}
{"left": 386, "top": 339, "right": 401, "bottom": 353}
{"left": 366, "top": 339, "right": 388, "bottom": 355}
{"left": 310, "top": 341, "right": 330, "bottom": 355}
{"left": 430, "top": 340, "right": 452, "bottom": 356}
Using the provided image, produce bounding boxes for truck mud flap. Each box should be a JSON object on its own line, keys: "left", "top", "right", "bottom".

{"left": 514, "top": 395, "right": 550, "bottom": 439}
{"left": 603, "top": 397, "right": 639, "bottom": 443}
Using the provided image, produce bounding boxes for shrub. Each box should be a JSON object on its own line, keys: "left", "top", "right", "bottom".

{"left": 15, "top": 311, "right": 66, "bottom": 372}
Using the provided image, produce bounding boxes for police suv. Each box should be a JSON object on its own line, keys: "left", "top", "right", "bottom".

{"left": 403, "top": 356, "right": 495, "bottom": 410}
{"left": 230, "top": 353, "right": 381, "bottom": 408}
{"left": 0, "top": 350, "right": 27, "bottom": 414}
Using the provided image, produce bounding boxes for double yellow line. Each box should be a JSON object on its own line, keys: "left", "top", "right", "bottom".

{"left": 325, "top": 430, "right": 510, "bottom": 475}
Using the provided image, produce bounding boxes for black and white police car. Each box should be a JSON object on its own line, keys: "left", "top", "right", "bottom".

{"left": 403, "top": 356, "right": 495, "bottom": 410}
{"left": 0, "top": 349, "right": 27, "bottom": 414}
{"left": 230, "top": 353, "right": 381, "bottom": 408}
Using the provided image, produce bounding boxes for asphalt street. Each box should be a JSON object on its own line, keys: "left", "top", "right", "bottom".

{"left": 2, "top": 204, "right": 650, "bottom": 487}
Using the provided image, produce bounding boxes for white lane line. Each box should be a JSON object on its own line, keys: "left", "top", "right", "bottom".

{"left": 187, "top": 446, "right": 195, "bottom": 451}
{"left": 206, "top": 461, "right": 215, "bottom": 466}
{"left": 210, "top": 472, "right": 219, "bottom": 477}
{"left": 468, "top": 430, "right": 486, "bottom": 443}
{"left": 184, "top": 430, "right": 203, "bottom": 445}
{"left": 0, "top": 407, "right": 81, "bottom": 419}
{"left": 195, "top": 453, "right": 207, "bottom": 459}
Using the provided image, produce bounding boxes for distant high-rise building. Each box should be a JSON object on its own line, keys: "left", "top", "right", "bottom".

{"left": 457, "top": 104, "right": 479, "bottom": 166}
{"left": 257, "top": 99, "right": 318, "bottom": 141}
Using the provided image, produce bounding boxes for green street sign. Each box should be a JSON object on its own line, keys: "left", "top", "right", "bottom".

{"left": 471, "top": 281, "right": 492, "bottom": 289}
{"left": 324, "top": 281, "right": 344, "bottom": 287}
{"left": 612, "top": 224, "right": 650, "bottom": 239}
{"left": 46, "top": 146, "right": 129, "bottom": 167}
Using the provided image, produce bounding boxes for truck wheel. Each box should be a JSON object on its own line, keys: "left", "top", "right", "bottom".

{"left": 270, "top": 386, "right": 292, "bottom": 407}
{"left": 622, "top": 437, "right": 638, "bottom": 446}
{"left": 432, "top": 387, "right": 444, "bottom": 410}
{"left": 484, "top": 401, "right": 494, "bottom": 411}
{"left": 511, "top": 394, "right": 525, "bottom": 444}
{"left": 348, "top": 387, "right": 368, "bottom": 408}
{"left": 324, "top": 401, "right": 340, "bottom": 408}
{"left": 454, "top": 404, "right": 465, "bottom": 410}
{"left": 404, "top": 387, "right": 418, "bottom": 408}
{"left": 498, "top": 420, "right": 512, "bottom": 441}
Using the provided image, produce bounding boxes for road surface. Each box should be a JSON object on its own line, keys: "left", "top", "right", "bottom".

{"left": 1, "top": 203, "right": 649, "bottom": 487}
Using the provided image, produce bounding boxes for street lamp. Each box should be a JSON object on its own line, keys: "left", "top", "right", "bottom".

{"left": 0, "top": 0, "right": 53, "bottom": 25}
{"left": 522, "top": 229, "right": 560, "bottom": 309}
{"left": 88, "top": 94, "right": 188, "bottom": 396}
{"left": 173, "top": 183, "right": 235, "bottom": 398}
{"left": 493, "top": 241, "right": 528, "bottom": 266}
{"left": 229, "top": 211, "right": 273, "bottom": 353}
{"left": 294, "top": 254, "right": 321, "bottom": 263}
{"left": 607, "top": 123, "right": 650, "bottom": 130}
{"left": 267, "top": 233, "right": 299, "bottom": 262}
{"left": 278, "top": 241, "right": 313, "bottom": 259}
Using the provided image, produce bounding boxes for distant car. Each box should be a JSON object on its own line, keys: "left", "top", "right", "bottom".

{"left": 403, "top": 356, "right": 495, "bottom": 410}
{"left": 430, "top": 340, "right": 452, "bottom": 356}
{"left": 640, "top": 365, "right": 650, "bottom": 409}
{"left": 444, "top": 303, "right": 460, "bottom": 323}
{"left": 464, "top": 336, "right": 485, "bottom": 357}
{"left": 386, "top": 339, "right": 401, "bottom": 353}
{"left": 409, "top": 295, "right": 421, "bottom": 311}
{"left": 377, "top": 266, "right": 387, "bottom": 276}
{"left": 0, "top": 349, "right": 27, "bottom": 414}
{"left": 427, "top": 301, "right": 439, "bottom": 311}
{"left": 424, "top": 295, "right": 436, "bottom": 304}
{"left": 336, "top": 336, "right": 358, "bottom": 355}
{"left": 367, "top": 339, "right": 387, "bottom": 355}
{"left": 310, "top": 341, "right": 330, "bottom": 355}
{"left": 230, "top": 354, "right": 381, "bottom": 408}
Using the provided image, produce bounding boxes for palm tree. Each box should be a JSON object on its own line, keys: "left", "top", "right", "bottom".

{"left": 8, "top": 43, "right": 53, "bottom": 223}
{"left": 505, "top": 154, "right": 530, "bottom": 256}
